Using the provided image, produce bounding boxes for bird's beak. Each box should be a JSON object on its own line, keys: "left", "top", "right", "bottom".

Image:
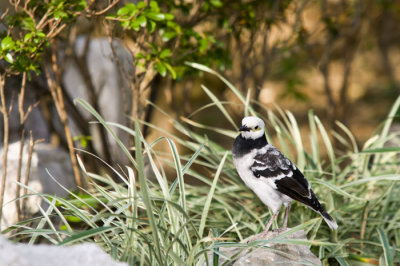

{"left": 239, "top": 125, "right": 250, "bottom": 132}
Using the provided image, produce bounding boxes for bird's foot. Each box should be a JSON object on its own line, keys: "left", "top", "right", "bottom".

{"left": 246, "top": 227, "right": 290, "bottom": 243}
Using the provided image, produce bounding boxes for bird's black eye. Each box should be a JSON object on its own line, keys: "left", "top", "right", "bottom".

{"left": 255, "top": 126, "right": 259, "bottom": 129}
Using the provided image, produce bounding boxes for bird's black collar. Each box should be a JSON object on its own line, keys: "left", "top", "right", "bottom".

{"left": 232, "top": 134, "right": 268, "bottom": 157}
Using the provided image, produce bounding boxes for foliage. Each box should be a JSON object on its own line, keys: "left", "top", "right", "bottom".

{"left": 0, "top": 0, "right": 234, "bottom": 78}
{"left": 107, "top": 0, "right": 233, "bottom": 79}
{"left": 0, "top": 0, "right": 87, "bottom": 73}
{"left": 0, "top": 0, "right": 272, "bottom": 196}
{"left": 4, "top": 65, "right": 400, "bottom": 265}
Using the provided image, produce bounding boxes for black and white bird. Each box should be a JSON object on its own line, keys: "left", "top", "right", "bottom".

{"left": 232, "top": 116, "right": 338, "bottom": 234}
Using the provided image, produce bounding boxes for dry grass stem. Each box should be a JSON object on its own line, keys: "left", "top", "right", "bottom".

{"left": 0, "top": 74, "right": 9, "bottom": 226}
{"left": 45, "top": 50, "right": 83, "bottom": 188}
{"left": 20, "top": 131, "right": 44, "bottom": 218}
{"left": 16, "top": 129, "right": 25, "bottom": 221}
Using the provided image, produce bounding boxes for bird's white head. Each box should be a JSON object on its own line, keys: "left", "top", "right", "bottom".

{"left": 239, "top": 116, "right": 265, "bottom": 140}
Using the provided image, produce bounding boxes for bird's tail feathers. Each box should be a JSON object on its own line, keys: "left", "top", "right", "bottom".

{"left": 321, "top": 211, "right": 338, "bottom": 230}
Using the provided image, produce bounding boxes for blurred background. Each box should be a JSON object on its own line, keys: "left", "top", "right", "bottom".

{"left": 1, "top": 2, "right": 400, "bottom": 263}
{"left": 0, "top": 0, "right": 399, "bottom": 186}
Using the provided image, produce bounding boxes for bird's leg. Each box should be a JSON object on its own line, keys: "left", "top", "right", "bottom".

{"left": 282, "top": 202, "right": 291, "bottom": 230}
{"left": 262, "top": 212, "right": 278, "bottom": 236}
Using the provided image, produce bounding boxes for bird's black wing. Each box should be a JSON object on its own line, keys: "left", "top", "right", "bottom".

{"left": 250, "top": 145, "right": 326, "bottom": 213}
{"left": 250, "top": 145, "right": 311, "bottom": 198}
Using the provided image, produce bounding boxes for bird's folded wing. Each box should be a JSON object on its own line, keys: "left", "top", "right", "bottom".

{"left": 274, "top": 168, "right": 311, "bottom": 198}
{"left": 251, "top": 147, "right": 311, "bottom": 198}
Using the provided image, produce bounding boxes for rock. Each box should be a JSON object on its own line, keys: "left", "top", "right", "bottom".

{"left": 0, "top": 234, "right": 127, "bottom": 266}
{"left": 62, "top": 36, "right": 134, "bottom": 165}
{"left": 206, "top": 229, "right": 321, "bottom": 266}
{"left": 0, "top": 75, "right": 50, "bottom": 144}
{"left": 0, "top": 142, "right": 76, "bottom": 230}
{"left": 1, "top": 36, "right": 135, "bottom": 166}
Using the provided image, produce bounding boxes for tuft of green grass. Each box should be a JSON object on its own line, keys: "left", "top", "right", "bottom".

{"left": 3, "top": 63, "right": 400, "bottom": 265}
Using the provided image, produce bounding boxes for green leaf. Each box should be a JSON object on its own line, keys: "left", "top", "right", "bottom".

{"left": 137, "top": 15, "right": 147, "bottom": 27}
{"left": 136, "top": 1, "right": 146, "bottom": 9}
{"left": 156, "top": 61, "right": 167, "bottom": 76}
{"left": 167, "top": 21, "right": 181, "bottom": 33}
{"left": 1, "top": 36, "right": 14, "bottom": 50}
{"left": 162, "top": 31, "right": 177, "bottom": 41}
{"left": 136, "top": 52, "right": 146, "bottom": 59}
{"left": 130, "top": 20, "right": 140, "bottom": 31}
{"left": 146, "top": 12, "right": 165, "bottom": 21}
{"left": 147, "top": 20, "right": 156, "bottom": 33}
{"left": 36, "top": 31, "right": 46, "bottom": 38}
{"left": 149, "top": 1, "right": 159, "bottom": 11}
{"left": 164, "top": 13, "right": 174, "bottom": 20}
{"left": 65, "top": 215, "right": 83, "bottom": 223}
{"left": 164, "top": 63, "right": 176, "bottom": 79}
{"left": 159, "top": 49, "right": 171, "bottom": 59}
{"left": 24, "top": 33, "right": 33, "bottom": 42}
{"left": 117, "top": 3, "right": 137, "bottom": 16}
{"left": 29, "top": 46, "right": 37, "bottom": 53}
{"left": 198, "top": 38, "right": 209, "bottom": 53}
{"left": 21, "top": 17, "right": 35, "bottom": 31}
{"left": 210, "top": 0, "right": 223, "bottom": 7}
{"left": 148, "top": 43, "right": 158, "bottom": 54}
{"left": 5, "top": 53, "right": 14, "bottom": 63}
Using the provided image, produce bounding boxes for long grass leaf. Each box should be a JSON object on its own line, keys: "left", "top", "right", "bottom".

{"left": 134, "top": 121, "right": 163, "bottom": 264}
{"left": 185, "top": 62, "right": 256, "bottom": 115}
{"left": 201, "top": 85, "right": 237, "bottom": 129}
{"left": 74, "top": 97, "right": 136, "bottom": 165}
{"left": 377, "top": 227, "right": 394, "bottom": 266}
{"left": 286, "top": 111, "right": 305, "bottom": 169}
{"left": 360, "top": 147, "right": 400, "bottom": 153}
{"left": 380, "top": 96, "right": 400, "bottom": 142}
{"left": 335, "top": 121, "right": 358, "bottom": 153}
{"left": 313, "top": 179, "right": 364, "bottom": 201}
{"left": 314, "top": 116, "right": 336, "bottom": 179}
{"left": 199, "top": 152, "right": 228, "bottom": 237}
{"left": 29, "top": 199, "right": 57, "bottom": 244}
{"left": 340, "top": 174, "right": 400, "bottom": 189}
{"left": 308, "top": 110, "right": 322, "bottom": 173}
{"left": 58, "top": 226, "right": 113, "bottom": 246}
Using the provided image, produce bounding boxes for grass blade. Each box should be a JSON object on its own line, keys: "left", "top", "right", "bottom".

{"left": 377, "top": 227, "right": 394, "bottom": 266}
{"left": 58, "top": 226, "right": 113, "bottom": 246}
{"left": 185, "top": 62, "right": 256, "bottom": 115}
{"left": 201, "top": 85, "right": 237, "bottom": 129}
{"left": 134, "top": 121, "right": 163, "bottom": 264}
{"left": 199, "top": 152, "right": 228, "bottom": 237}
{"left": 74, "top": 97, "right": 135, "bottom": 165}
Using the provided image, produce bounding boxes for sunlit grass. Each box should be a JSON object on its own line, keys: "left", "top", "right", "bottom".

{"left": 3, "top": 63, "right": 400, "bottom": 265}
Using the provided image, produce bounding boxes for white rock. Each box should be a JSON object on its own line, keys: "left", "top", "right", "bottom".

{"left": 205, "top": 229, "right": 321, "bottom": 266}
{"left": 0, "top": 234, "right": 127, "bottom": 266}
{"left": 0, "top": 142, "right": 76, "bottom": 230}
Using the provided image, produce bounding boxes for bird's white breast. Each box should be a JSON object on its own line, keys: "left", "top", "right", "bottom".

{"left": 233, "top": 149, "right": 291, "bottom": 213}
